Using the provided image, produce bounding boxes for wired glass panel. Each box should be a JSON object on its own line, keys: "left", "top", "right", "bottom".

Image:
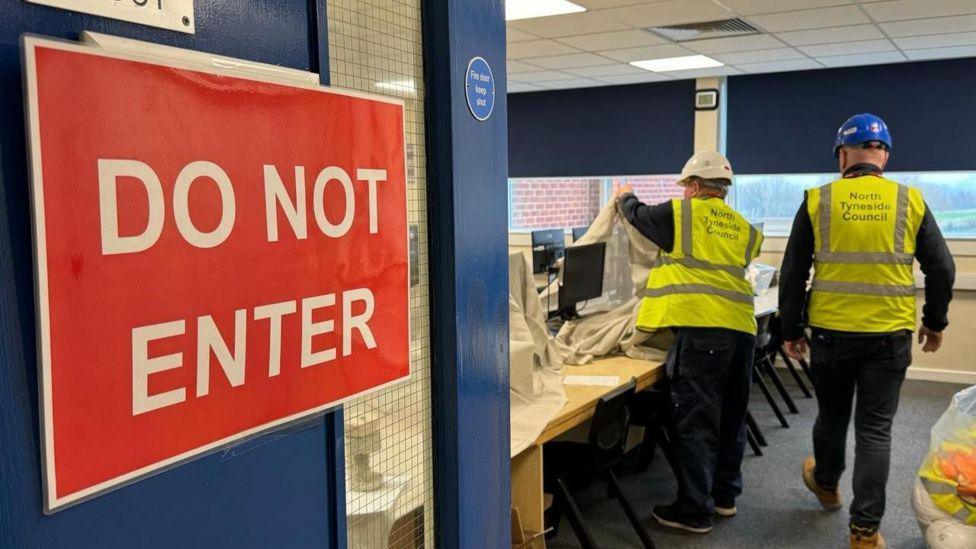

{"left": 328, "top": 1, "right": 434, "bottom": 547}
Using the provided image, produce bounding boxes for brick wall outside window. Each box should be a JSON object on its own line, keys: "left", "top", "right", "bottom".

{"left": 610, "top": 175, "right": 683, "bottom": 205}
{"left": 509, "top": 175, "right": 682, "bottom": 230}
{"left": 509, "top": 178, "right": 602, "bottom": 230}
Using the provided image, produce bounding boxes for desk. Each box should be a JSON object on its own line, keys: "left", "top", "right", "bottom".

{"left": 509, "top": 295, "right": 780, "bottom": 547}
{"left": 511, "top": 355, "right": 665, "bottom": 548}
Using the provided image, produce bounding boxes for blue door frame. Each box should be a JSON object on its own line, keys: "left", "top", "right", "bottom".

{"left": 422, "top": 1, "right": 511, "bottom": 548}
{"left": 0, "top": 1, "right": 510, "bottom": 547}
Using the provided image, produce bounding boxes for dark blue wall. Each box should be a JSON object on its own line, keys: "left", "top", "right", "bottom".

{"left": 0, "top": 2, "right": 345, "bottom": 548}
{"left": 508, "top": 81, "right": 696, "bottom": 177}
{"left": 728, "top": 57, "right": 976, "bottom": 174}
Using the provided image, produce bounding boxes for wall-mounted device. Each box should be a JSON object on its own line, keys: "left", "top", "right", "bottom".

{"left": 695, "top": 88, "right": 719, "bottom": 111}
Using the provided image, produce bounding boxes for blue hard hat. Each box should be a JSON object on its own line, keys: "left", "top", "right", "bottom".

{"left": 833, "top": 113, "right": 892, "bottom": 157}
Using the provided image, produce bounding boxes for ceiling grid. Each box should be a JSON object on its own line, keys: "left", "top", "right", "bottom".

{"left": 507, "top": 0, "right": 976, "bottom": 91}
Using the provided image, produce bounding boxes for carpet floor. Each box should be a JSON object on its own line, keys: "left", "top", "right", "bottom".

{"left": 546, "top": 374, "right": 966, "bottom": 549}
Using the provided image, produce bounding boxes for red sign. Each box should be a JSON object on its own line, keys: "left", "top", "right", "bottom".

{"left": 24, "top": 37, "right": 410, "bottom": 511}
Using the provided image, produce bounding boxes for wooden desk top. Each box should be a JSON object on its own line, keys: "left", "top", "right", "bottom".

{"left": 535, "top": 355, "right": 664, "bottom": 445}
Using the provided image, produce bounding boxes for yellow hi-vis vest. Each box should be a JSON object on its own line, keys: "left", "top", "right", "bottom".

{"left": 636, "top": 198, "right": 763, "bottom": 335}
{"left": 807, "top": 176, "right": 925, "bottom": 333}
{"left": 919, "top": 439, "right": 976, "bottom": 526}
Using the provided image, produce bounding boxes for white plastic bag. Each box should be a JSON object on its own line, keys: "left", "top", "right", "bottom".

{"left": 914, "top": 386, "right": 976, "bottom": 548}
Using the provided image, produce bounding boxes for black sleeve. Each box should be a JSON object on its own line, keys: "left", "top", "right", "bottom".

{"left": 778, "top": 195, "right": 814, "bottom": 341}
{"left": 915, "top": 204, "right": 955, "bottom": 332}
{"left": 618, "top": 193, "right": 675, "bottom": 253}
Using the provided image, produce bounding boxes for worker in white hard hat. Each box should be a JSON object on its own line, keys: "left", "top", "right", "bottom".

{"left": 616, "top": 150, "right": 763, "bottom": 535}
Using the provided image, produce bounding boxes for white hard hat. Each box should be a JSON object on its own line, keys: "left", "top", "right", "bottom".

{"left": 679, "top": 150, "right": 734, "bottom": 185}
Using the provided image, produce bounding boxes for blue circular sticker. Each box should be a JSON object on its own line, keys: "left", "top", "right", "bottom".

{"left": 465, "top": 57, "right": 495, "bottom": 121}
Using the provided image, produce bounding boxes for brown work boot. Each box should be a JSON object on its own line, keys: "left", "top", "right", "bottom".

{"left": 802, "top": 456, "right": 843, "bottom": 510}
{"left": 850, "top": 526, "right": 886, "bottom": 548}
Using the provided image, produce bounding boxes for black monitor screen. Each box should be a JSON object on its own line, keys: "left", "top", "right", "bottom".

{"left": 531, "top": 229, "right": 565, "bottom": 274}
{"left": 559, "top": 242, "right": 606, "bottom": 308}
{"left": 571, "top": 226, "right": 588, "bottom": 242}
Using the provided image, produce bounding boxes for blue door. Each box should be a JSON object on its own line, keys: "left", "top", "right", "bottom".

{"left": 0, "top": 2, "right": 344, "bottom": 547}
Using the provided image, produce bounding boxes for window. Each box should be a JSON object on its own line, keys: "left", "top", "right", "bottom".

{"left": 729, "top": 171, "right": 976, "bottom": 238}
{"left": 508, "top": 174, "right": 682, "bottom": 231}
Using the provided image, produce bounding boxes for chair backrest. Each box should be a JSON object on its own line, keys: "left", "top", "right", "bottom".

{"left": 755, "top": 313, "right": 773, "bottom": 349}
{"left": 588, "top": 379, "right": 637, "bottom": 469}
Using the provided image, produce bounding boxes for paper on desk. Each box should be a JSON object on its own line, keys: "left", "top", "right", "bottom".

{"left": 345, "top": 474, "right": 410, "bottom": 515}
{"left": 563, "top": 375, "right": 621, "bottom": 387}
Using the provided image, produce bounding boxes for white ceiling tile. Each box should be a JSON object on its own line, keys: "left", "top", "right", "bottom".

{"left": 599, "top": 73, "right": 673, "bottom": 85}
{"left": 903, "top": 45, "right": 976, "bottom": 61}
{"left": 683, "top": 34, "right": 786, "bottom": 54}
{"left": 576, "top": 0, "right": 658, "bottom": 8}
{"left": 507, "top": 28, "right": 539, "bottom": 43}
{"left": 509, "top": 70, "right": 578, "bottom": 82}
{"left": 799, "top": 38, "right": 895, "bottom": 57}
{"left": 713, "top": 47, "right": 807, "bottom": 64}
{"left": 563, "top": 63, "right": 648, "bottom": 77}
{"left": 599, "top": 0, "right": 734, "bottom": 27}
{"left": 541, "top": 78, "right": 608, "bottom": 89}
{"left": 720, "top": 0, "right": 852, "bottom": 16}
{"left": 880, "top": 14, "right": 976, "bottom": 37}
{"left": 816, "top": 50, "right": 907, "bottom": 67}
{"left": 508, "top": 82, "right": 545, "bottom": 93}
{"left": 508, "top": 40, "right": 581, "bottom": 59}
{"left": 863, "top": 0, "right": 976, "bottom": 23}
{"left": 749, "top": 6, "right": 869, "bottom": 32}
{"left": 524, "top": 52, "right": 617, "bottom": 69}
{"left": 734, "top": 58, "right": 823, "bottom": 73}
{"left": 893, "top": 32, "right": 976, "bottom": 50}
{"left": 663, "top": 66, "right": 745, "bottom": 80}
{"left": 600, "top": 43, "right": 694, "bottom": 62}
{"left": 776, "top": 25, "right": 884, "bottom": 46}
{"left": 507, "top": 60, "right": 545, "bottom": 74}
{"left": 556, "top": 29, "right": 667, "bottom": 51}
{"left": 508, "top": 11, "right": 631, "bottom": 38}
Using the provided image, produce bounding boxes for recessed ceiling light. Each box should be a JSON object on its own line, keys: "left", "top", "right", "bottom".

{"left": 506, "top": 0, "right": 586, "bottom": 22}
{"left": 630, "top": 55, "right": 724, "bottom": 73}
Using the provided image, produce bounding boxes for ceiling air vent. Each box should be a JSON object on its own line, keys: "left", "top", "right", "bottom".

{"left": 645, "top": 18, "right": 760, "bottom": 42}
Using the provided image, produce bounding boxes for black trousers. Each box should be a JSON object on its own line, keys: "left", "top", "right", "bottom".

{"left": 809, "top": 330, "right": 912, "bottom": 530}
{"left": 666, "top": 327, "right": 755, "bottom": 521}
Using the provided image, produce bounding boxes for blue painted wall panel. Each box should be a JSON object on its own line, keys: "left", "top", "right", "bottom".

{"left": 508, "top": 81, "right": 696, "bottom": 177}
{"left": 0, "top": 2, "right": 341, "bottom": 548}
{"left": 727, "top": 57, "right": 976, "bottom": 174}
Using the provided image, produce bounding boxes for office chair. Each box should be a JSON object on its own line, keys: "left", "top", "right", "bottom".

{"left": 629, "top": 384, "right": 680, "bottom": 474}
{"left": 768, "top": 315, "right": 813, "bottom": 398}
{"left": 745, "top": 410, "right": 767, "bottom": 456}
{"left": 753, "top": 314, "right": 791, "bottom": 428}
{"left": 543, "top": 380, "right": 656, "bottom": 549}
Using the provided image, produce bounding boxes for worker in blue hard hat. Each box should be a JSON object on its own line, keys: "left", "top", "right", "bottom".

{"left": 779, "top": 113, "right": 956, "bottom": 549}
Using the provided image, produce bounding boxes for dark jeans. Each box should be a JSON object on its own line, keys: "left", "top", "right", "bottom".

{"left": 809, "top": 330, "right": 912, "bottom": 530}
{"left": 666, "top": 327, "right": 755, "bottom": 522}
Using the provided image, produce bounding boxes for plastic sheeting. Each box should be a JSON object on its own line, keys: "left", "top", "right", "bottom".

{"left": 509, "top": 252, "right": 568, "bottom": 457}
{"left": 553, "top": 199, "right": 672, "bottom": 365}
{"left": 913, "top": 385, "right": 976, "bottom": 548}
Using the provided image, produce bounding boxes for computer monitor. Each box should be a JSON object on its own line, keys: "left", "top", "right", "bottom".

{"left": 556, "top": 242, "right": 606, "bottom": 319}
{"left": 531, "top": 229, "right": 565, "bottom": 274}
{"left": 571, "top": 226, "right": 588, "bottom": 242}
